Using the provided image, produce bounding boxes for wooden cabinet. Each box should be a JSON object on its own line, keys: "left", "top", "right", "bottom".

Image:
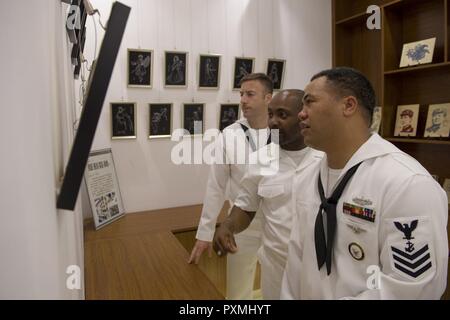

{"left": 333, "top": 0, "right": 450, "bottom": 299}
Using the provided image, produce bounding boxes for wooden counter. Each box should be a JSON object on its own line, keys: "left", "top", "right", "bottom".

{"left": 84, "top": 204, "right": 227, "bottom": 299}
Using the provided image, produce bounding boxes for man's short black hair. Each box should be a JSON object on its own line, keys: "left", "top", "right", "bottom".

{"left": 240, "top": 73, "right": 274, "bottom": 94}
{"left": 311, "top": 67, "right": 376, "bottom": 125}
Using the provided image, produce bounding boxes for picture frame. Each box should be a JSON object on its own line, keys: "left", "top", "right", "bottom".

{"left": 149, "top": 103, "right": 172, "bottom": 139}
{"left": 443, "top": 179, "right": 450, "bottom": 205}
{"left": 164, "top": 51, "right": 188, "bottom": 87}
{"left": 399, "top": 37, "right": 436, "bottom": 68}
{"left": 266, "top": 59, "right": 286, "bottom": 91}
{"left": 370, "top": 106, "right": 382, "bottom": 134}
{"left": 111, "top": 102, "right": 137, "bottom": 139}
{"left": 127, "top": 49, "right": 153, "bottom": 88}
{"left": 233, "top": 57, "right": 255, "bottom": 90}
{"left": 394, "top": 104, "right": 420, "bottom": 137}
{"left": 84, "top": 149, "right": 125, "bottom": 230}
{"left": 183, "top": 103, "right": 204, "bottom": 136}
{"left": 219, "top": 104, "right": 240, "bottom": 131}
{"left": 424, "top": 103, "right": 450, "bottom": 138}
{"left": 198, "top": 54, "right": 221, "bottom": 89}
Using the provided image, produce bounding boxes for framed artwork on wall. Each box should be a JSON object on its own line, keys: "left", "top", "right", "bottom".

{"left": 164, "top": 51, "right": 188, "bottom": 87}
{"left": 127, "top": 49, "right": 153, "bottom": 88}
{"left": 233, "top": 57, "right": 255, "bottom": 90}
{"left": 183, "top": 103, "right": 204, "bottom": 135}
{"left": 399, "top": 37, "right": 436, "bottom": 68}
{"left": 423, "top": 103, "right": 450, "bottom": 138}
{"left": 149, "top": 103, "right": 172, "bottom": 139}
{"left": 443, "top": 179, "right": 450, "bottom": 205}
{"left": 394, "top": 104, "right": 420, "bottom": 137}
{"left": 111, "top": 102, "right": 137, "bottom": 139}
{"left": 266, "top": 58, "right": 285, "bottom": 90}
{"left": 198, "top": 54, "right": 221, "bottom": 89}
{"left": 219, "top": 104, "right": 240, "bottom": 131}
{"left": 370, "top": 106, "right": 382, "bottom": 134}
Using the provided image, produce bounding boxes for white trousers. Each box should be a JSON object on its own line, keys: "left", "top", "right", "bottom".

{"left": 258, "top": 249, "right": 285, "bottom": 300}
{"left": 226, "top": 214, "right": 262, "bottom": 300}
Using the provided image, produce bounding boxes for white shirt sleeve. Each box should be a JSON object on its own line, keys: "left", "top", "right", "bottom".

{"left": 234, "top": 169, "right": 262, "bottom": 213}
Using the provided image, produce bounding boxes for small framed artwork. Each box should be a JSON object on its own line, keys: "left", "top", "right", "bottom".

{"left": 424, "top": 103, "right": 450, "bottom": 138}
{"left": 149, "top": 103, "right": 172, "bottom": 139}
{"left": 266, "top": 59, "right": 285, "bottom": 90}
{"left": 233, "top": 57, "right": 255, "bottom": 90}
{"left": 164, "top": 51, "right": 188, "bottom": 87}
{"left": 111, "top": 102, "right": 137, "bottom": 139}
{"left": 85, "top": 149, "right": 126, "bottom": 230}
{"left": 399, "top": 37, "right": 436, "bottom": 68}
{"left": 183, "top": 103, "right": 204, "bottom": 135}
{"left": 219, "top": 104, "right": 240, "bottom": 131}
{"left": 394, "top": 104, "right": 420, "bottom": 137}
{"left": 443, "top": 179, "right": 450, "bottom": 205}
{"left": 198, "top": 54, "right": 221, "bottom": 89}
{"left": 370, "top": 106, "right": 382, "bottom": 134}
{"left": 127, "top": 49, "right": 153, "bottom": 88}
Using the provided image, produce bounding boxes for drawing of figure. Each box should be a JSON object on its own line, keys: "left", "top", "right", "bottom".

{"left": 407, "top": 44, "right": 430, "bottom": 63}
{"left": 204, "top": 58, "right": 217, "bottom": 85}
{"left": 152, "top": 107, "right": 168, "bottom": 135}
{"left": 115, "top": 106, "right": 134, "bottom": 135}
{"left": 269, "top": 63, "right": 279, "bottom": 85}
{"left": 426, "top": 107, "right": 448, "bottom": 136}
{"left": 236, "top": 62, "right": 250, "bottom": 81}
{"left": 167, "top": 55, "right": 184, "bottom": 84}
{"left": 130, "top": 54, "right": 150, "bottom": 83}
{"left": 399, "top": 109, "right": 414, "bottom": 133}
{"left": 188, "top": 107, "right": 202, "bottom": 134}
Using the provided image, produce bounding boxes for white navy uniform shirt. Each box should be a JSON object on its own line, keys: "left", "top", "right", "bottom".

{"left": 281, "top": 133, "right": 449, "bottom": 299}
{"left": 234, "top": 144, "right": 323, "bottom": 298}
{"left": 196, "top": 119, "right": 269, "bottom": 242}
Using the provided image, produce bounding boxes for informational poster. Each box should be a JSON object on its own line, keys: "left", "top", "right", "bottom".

{"left": 85, "top": 149, "right": 125, "bottom": 229}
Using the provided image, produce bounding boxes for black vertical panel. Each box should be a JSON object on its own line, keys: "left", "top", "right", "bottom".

{"left": 57, "top": 2, "right": 131, "bottom": 210}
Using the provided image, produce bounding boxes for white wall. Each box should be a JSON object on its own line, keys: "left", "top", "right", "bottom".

{"left": 0, "top": 0, "right": 84, "bottom": 299}
{"left": 78, "top": 0, "right": 332, "bottom": 217}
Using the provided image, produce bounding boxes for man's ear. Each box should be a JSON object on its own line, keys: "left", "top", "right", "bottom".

{"left": 265, "top": 93, "right": 273, "bottom": 104}
{"left": 342, "top": 96, "right": 358, "bottom": 117}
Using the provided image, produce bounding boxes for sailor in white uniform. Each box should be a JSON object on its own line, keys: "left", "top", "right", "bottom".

{"left": 212, "top": 90, "right": 323, "bottom": 299}
{"left": 188, "top": 73, "right": 273, "bottom": 300}
{"left": 281, "top": 67, "right": 448, "bottom": 300}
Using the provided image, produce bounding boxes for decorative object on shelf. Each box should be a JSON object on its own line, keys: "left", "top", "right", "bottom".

{"left": 149, "top": 103, "right": 172, "bottom": 139}
{"left": 111, "top": 102, "right": 137, "bottom": 139}
{"left": 399, "top": 37, "right": 436, "bottom": 68}
{"left": 164, "top": 51, "right": 188, "bottom": 88}
{"left": 424, "top": 103, "right": 450, "bottom": 138}
{"left": 127, "top": 49, "right": 153, "bottom": 88}
{"left": 443, "top": 179, "right": 450, "bottom": 205}
{"left": 183, "top": 103, "right": 204, "bottom": 135}
{"left": 233, "top": 57, "right": 255, "bottom": 90}
{"left": 370, "top": 106, "right": 382, "bottom": 134}
{"left": 198, "top": 54, "right": 221, "bottom": 89}
{"left": 394, "top": 104, "right": 420, "bottom": 137}
{"left": 85, "top": 149, "right": 125, "bottom": 230}
{"left": 266, "top": 59, "right": 286, "bottom": 91}
{"left": 219, "top": 104, "right": 240, "bottom": 131}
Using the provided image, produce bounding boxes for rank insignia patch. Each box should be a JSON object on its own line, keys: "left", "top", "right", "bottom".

{"left": 343, "top": 202, "right": 376, "bottom": 222}
{"left": 388, "top": 218, "right": 435, "bottom": 281}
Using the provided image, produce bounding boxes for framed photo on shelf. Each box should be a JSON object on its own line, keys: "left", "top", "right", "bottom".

{"left": 111, "top": 102, "right": 137, "bottom": 139}
{"left": 85, "top": 149, "right": 125, "bottom": 230}
{"left": 149, "top": 103, "right": 172, "bottom": 139}
{"left": 233, "top": 57, "right": 255, "bottom": 90}
{"left": 443, "top": 179, "right": 450, "bottom": 205}
{"left": 127, "top": 49, "right": 153, "bottom": 88}
{"left": 198, "top": 54, "right": 221, "bottom": 89}
{"left": 266, "top": 59, "right": 285, "bottom": 90}
{"left": 399, "top": 37, "right": 436, "bottom": 68}
{"left": 164, "top": 51, "right": 188, "bottom": 87}
{"left": 424, "top": 103, "right": 450, "bottom": 138}
{"left": 183, "top": 103, "right": 204, "bottom": 135}
{"left": 219, "top": 104, "right": 240, "bottom": 131}
{"left": 370, "top": 106, "right": 382, "bottom": 134}
{"left": 394, "top": 104, "right": 420, "bottom": 137}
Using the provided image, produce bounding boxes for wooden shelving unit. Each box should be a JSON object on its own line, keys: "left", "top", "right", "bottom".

{"left": 333, "top": 0, "right": 450, "bottom": 300}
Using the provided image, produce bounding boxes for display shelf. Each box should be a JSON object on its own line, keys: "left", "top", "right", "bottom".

{"left": 387, "top": 137, "right": 450, "bottom": 145}
{"left": 384, "top": 61, "right": 450, "bottom": 74}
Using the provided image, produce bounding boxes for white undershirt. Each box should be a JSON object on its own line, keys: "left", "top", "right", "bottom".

{"left": 247, "top": 128, "right": 270, "bottom": 151}
{"left": 326, "top": 167, "right": 343, "bottom": 197}
{"left": 283, "top": 148, "right": 309, "bottom": 167}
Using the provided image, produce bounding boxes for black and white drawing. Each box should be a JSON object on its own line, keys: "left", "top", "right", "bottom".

{"left": 266, "top": 59, "right": 285, "bottom": 90}
{"left": 128, "top": 49, "right": 153, "bottom": 87}
{"left": 111, "top": 103, "right": 136, "bottom": 139}
{"left": 199, "top": 54, "right": 221, "bottom": 89}
{"left": 183, "top": 104, "right": 204, "bottom": 135}
{"left": 219, "top": 104, "right": 240, "bottom": 131}
{"left": 149, "top": 103, "right": 172, "bottom": 138}
{"left": 424, "top": 103, "right": 450, "bottom": 138}
{"left": 165, "top": 51, "right": 188, "bottom": 87}
{"left": 233, "top": 57, "right": 255, "bottom": 90}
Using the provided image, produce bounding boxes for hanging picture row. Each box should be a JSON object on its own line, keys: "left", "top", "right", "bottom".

{"left": 127, "top": 48, "right": 286, "bottom": 91}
